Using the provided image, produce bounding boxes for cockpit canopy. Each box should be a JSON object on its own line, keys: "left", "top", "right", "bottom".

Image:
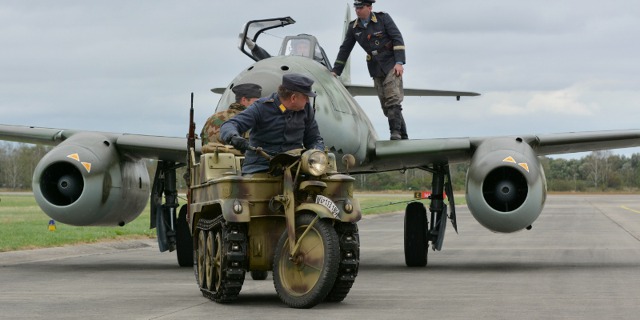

{"left": 238, "top": 17, "right": 332, "bottom": 69}
{"left": 279, "top": 34, "right": 331, "bottom": 67}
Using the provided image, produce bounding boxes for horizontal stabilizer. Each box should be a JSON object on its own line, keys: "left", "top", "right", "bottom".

{"left": 344, "top": 84, "right": 480, "bottom": 99}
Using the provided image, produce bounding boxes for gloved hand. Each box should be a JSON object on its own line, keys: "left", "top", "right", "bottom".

{"left": 229, "top": 135, "right": 250, "bottom": 152}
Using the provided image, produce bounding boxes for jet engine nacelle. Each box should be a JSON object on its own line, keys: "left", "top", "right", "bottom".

{"left": 32, "top": 133, "right": 150, "bottom": 226}
{"left": 465, "top": 137, "right": 547, "bottom": 233}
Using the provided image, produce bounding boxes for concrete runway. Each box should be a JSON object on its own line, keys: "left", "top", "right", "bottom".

{"left": 2, "top": 194, "right": 640, "bottom": 319}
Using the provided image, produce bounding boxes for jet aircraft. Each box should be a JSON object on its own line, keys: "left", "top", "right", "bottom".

{"left": 2, "top": 15, "right": 640, "bottom": 269}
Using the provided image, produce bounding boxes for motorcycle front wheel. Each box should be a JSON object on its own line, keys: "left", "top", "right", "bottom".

{"left": 273, "top": 212, "right": 340, "bottom": 308}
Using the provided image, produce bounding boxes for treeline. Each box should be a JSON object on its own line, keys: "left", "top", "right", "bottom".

{"left": 353, "top": 150, "right": 640, "bottom": 192}
{"left": 0, "top": 142, "right": 51, "bottom": 190}
{"left": 1, "top": 143, "right": 639, "bottom": 192}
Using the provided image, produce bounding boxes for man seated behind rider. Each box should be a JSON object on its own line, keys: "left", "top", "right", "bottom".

{"left": 220, "top": 73, "right": 324, "bottom": 174}
{"left": 200, "top": 83, "right": 262, "bottom": 146}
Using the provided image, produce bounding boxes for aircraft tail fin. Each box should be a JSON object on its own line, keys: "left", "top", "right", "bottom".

{"left": 339, "top": 4, "right": 352, "bottom": 86}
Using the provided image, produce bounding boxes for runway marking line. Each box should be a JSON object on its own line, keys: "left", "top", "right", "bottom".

{"left": 620, "top": 206, "right": 640, "bottom": 214}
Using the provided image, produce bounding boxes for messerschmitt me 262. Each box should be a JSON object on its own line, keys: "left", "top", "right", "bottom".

{"left": 2, "top": 14, "right": 640, "bottom": 308}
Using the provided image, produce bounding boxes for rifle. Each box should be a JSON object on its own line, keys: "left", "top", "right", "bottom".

{"left": 186, "top": 93, "right": 196, "bottom": 208}
{"left": 187, "top": 92, "right": 196, "bottom": 155}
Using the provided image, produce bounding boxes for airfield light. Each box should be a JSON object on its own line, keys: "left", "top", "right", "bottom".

{"left": 48, "top": 219, "right": 56, "bottom": 231}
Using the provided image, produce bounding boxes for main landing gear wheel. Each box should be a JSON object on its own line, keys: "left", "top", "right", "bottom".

{"left": 404, "top": 202, "right": 428, "bottom": 267}
{"left": 176, "top": 205, "right": 193, "bottom": 267}
{"left": 273, "top": 213, "right": 340, "bottom": 309}
{"left": 251, "top": 270, "right": 268, "bottom": 280}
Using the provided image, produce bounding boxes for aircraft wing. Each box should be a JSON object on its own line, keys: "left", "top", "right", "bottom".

{"left": 0, "top": 124, "right": 193, "bottom": 163}
{"left": 367, "top": 129, "right": 640, "bottom": 241}
{"left": 372, "top": 137, "right": 472, "bottom": 170}
{"left": 5, "top": 124, "right": 640, "bottom": 170}
{"left": 527, "top": 130, "right": 640, "bottom": 155}
{"left": 370, "top": 129, "right": 640, "bottom": 171}
{"left": 4, "top": 122, "right": 640, "bottom": 253}
{"left": 344, "top": 84, "right": 480, "bottom": 99}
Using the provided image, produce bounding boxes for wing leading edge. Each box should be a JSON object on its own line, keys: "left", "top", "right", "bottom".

{"left": 0, "top": 124, "right": 193, "bottom": 163}
{"left": 3, "top": 124, "right": 640, "bottom": 172}
{"left": 371, "top": 138, "right": 472, "bottom": 172}
{"left": 527, "top": 130, "right": 640, "bottom": 155}
{"left": 369, "top": 129, "right": 640, "bottom": 172}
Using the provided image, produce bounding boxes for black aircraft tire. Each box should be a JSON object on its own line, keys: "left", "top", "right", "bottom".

{"left": 404, "top": 202, "right": 428, "bottom": 267}
{"left": 176, "top": 205, "right": 194, "bottom": 267}
{"left": 250, "top": 270, "right": 268, "bottom": 281}
{"left": 273, "top": 213, "right": 340, "bottom": 309}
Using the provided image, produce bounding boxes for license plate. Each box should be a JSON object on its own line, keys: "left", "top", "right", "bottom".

{"left": 316, "top": 195, "right": 340, "bottom": 218}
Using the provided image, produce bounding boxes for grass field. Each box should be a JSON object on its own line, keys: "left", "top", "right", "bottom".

{"left": 0, "top": 194, "right": 155, "bottom": 252}
{"left": 0, "top": 192, "right": 459, "bottom": 252}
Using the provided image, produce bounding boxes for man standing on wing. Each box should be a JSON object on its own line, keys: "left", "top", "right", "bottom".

{"left": 332, "top": 0, "right": 408, "bottom": 140}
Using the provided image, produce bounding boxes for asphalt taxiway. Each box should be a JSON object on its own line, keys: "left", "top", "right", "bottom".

{"left": 2, "top": 194, "right": 640, "bottom": 319}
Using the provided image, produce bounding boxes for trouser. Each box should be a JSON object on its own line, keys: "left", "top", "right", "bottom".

{"left": 373, "top": 71, "right": 408, "bottom": 139}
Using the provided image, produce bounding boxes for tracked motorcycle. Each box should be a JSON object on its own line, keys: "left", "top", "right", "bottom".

{"left": 185, "top": 137, "right": 361, "bottom": 308}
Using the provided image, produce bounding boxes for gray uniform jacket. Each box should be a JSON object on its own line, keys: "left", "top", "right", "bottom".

{"left": 220, "top": 92, "right": 325, "bottom": 174}
{"left": 332, "top": 12, "right": 406, "bottom": 78}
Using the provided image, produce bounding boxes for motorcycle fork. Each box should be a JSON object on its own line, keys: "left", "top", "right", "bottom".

{"left": 281, "top": 162, "right": 318, "bottom": 257}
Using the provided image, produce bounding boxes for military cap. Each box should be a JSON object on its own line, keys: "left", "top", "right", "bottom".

{"left": 282, "top": 73, "right": 317, "bottom": 97}
{"left": 231, "top": 83, "right": 262, "bottom": 99}
{"left": 354, "top": 0, "right": 375, "bottom": 7}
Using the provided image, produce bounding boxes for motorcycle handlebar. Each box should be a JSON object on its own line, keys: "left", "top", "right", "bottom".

{"left": 249, "top": 146, "right": 273, "bottom": 160}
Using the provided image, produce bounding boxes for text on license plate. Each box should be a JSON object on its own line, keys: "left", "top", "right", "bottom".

{"left": 316, "top": 195, "right": 340, "bottom": 218}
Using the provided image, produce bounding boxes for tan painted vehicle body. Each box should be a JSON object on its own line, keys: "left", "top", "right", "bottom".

{"left": 186, "top": 145, "right": 361, "bottom": 308}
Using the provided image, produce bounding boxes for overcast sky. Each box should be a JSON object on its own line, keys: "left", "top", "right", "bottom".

{"left": 1, "top": 1, "right": 639, "bottom": 157}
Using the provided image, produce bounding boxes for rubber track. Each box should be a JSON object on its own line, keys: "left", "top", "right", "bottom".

{"left": 197, "top": 218, "right": 247, "bottom": 303}
{"left": 324, "top": 222, "right": 360, "bottom": 302}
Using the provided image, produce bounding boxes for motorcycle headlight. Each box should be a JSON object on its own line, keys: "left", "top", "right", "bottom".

{"left": 301, "top": 150, "right": 328, "bottom": 176}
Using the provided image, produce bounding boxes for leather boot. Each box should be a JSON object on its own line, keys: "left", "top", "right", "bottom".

{"left": 387, "top": 106, "right": 402, "bottom": 140}
{"left": 397, "top": 107, "right": 408, "bottom": 139}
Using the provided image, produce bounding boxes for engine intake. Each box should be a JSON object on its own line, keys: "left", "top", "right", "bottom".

{"left": 39, "top": 162, "right": 84, "bottom": 206}
{"left": 466, "top": 137, "right": 547, "bottom": 233}
{"left": 483, "top": 166, "right": 528, "bottom": 212}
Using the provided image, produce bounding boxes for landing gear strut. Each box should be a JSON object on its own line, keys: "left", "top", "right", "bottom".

{"left": 403, "top": 163, "right": 458, "bottom": 267}
{"left": 151, "top": 160, "right": 193, "bottom": 267}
